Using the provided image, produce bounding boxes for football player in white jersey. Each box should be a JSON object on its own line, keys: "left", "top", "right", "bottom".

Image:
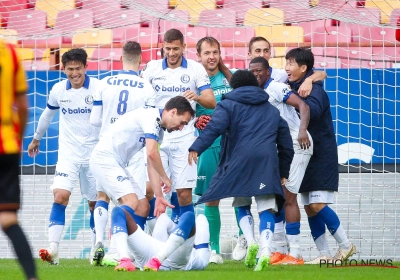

{"left": 141, "top": 29, "right": 215, "bottom": 228}
{"left": 89, "top": 41, "right": 157, "bottom": 266}
{"left": 89, "top": 96, "right": 195, "bottom": 271}
{"left": 249, "top": 57, "right": 313, "bottom": 265}
{"left": 27, "top": 48, "right": 101, "bottom": 265}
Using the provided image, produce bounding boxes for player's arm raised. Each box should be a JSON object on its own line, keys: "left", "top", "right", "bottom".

{"left": 298, "top": 70, "right": 327, "bottom": 98}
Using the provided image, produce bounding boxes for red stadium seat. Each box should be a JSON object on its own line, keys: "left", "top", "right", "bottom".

{"left": 0, "top": 0, "right": 28, "bottom": 27}
{"left": 224, "top": 47, "right": 248, "bottom": 60}
{"left": 360, "top": 27, "right": 397, "bottom": 43}
{"left": 223, "top": 0, "right": 263, "bottom": 24}
{"left": 55, "top": 9, "right": 94, "bottom": 32}
{"left": 92, "top": 48, "right": 122, "bottom": 61}
{"left": 7, "top": 10, "right": 47, "bottom": 37}
{"left": 224, "top": 60, "right": 246, "bottom": 69}
{"left": 296, "top": 20, "right": 334, "bottom": 42}
{"left": 312, "top": 26, "right": 352, "bottom": 44}
{"left": 221, "top": 27, "right": 255, "bottom": 44}
{"left": 341, "top": 58, "right": 391, "bottom": 68}
{"left": 155, "top": 10, "right": 190, "bottom": 33}
{"left": 159, "top": 26, "right": 207, "bottom": 45}
{"left": 113, "top": 25, "right": 159, "bottom": 47}
{"left": 314, "top": 56, "right": 342, "bottom": 68}
{"left": 95, "top": 8, "right": 141, "bottom": 28}
{"left": 324, "top": 47, "right": 374, "bottom": 60}
{"left": 199, "top": 8, "right": 237, "bottom": 41}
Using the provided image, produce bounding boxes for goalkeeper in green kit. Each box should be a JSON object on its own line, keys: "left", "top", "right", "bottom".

{"left": 194, "top": 37, "right": 246, "bottom": 264}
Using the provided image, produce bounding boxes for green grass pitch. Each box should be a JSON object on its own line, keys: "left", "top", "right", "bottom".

{"left": 1, "top": 259, "right": 399, "bottom": 280}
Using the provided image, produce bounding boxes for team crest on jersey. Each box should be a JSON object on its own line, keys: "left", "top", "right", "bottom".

{"left": 85, "top": 95, "right": 93, "bottom": 105}
{"left": 222, "top": 78, "right": 229, "bottom": 86}
{"left": 181, "top": 74, "right": 190, "bottom": 83}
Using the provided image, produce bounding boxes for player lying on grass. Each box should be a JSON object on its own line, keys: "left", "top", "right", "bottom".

{"left": 116, "top": 212, "right": 210, "bottom": 271}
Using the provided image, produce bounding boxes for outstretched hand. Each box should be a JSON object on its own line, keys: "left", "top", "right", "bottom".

{"left": 154, "top": 197, "right": 175, "bottom": 218}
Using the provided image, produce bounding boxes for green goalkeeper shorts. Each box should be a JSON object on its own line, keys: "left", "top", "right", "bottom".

{"left": 194, "top": 145, "right": 220, "bottom": 196}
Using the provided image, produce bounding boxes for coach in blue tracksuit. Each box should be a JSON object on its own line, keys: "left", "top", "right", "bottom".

{"left": 286, "top": 48, "right": 356, "bottom": 264}
{"left": 188, "top": 70, "right": 294, "bottom": 270}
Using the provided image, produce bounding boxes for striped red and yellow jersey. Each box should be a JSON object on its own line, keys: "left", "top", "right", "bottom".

{"left": 0, "top": 39, "right": 28, "bottom": 154}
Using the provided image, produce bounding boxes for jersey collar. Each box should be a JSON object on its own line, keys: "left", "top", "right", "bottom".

{"left": 118, "top": 70, "right": 139, "bottom": 76}
{"left": 162, "top": 56, "right": 188, "bottom": 70}
{"left": 66, "top": 74, "right": 90, "bottom": 90}
{"left": 263, "top": 78, "right": 274, "bottom": 89}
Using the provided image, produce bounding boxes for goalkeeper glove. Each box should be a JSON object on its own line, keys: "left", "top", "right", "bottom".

{"left": 195, "top": 115, "right": 211, "bottom": 130}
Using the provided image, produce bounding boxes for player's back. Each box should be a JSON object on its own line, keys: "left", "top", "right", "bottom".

{"left": 93, "top": 106, "right": 162, "bottom": 166}
{"left": 97, "top": 70, "right": 156, "bottom": 138}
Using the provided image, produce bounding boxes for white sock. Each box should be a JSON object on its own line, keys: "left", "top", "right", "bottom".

{"left": 152, "top": 213, "right": 175, "bottom": 242}
{"left": 146, "top": 218, "right": 157, "bottom": 236}
{"left": 239, "top": 215, "right": 255, "bottom": 244}
{"left": 194, "top": 214, "right": 210, "bottom": 245}
{"left": 287, "top": 234, "right": 301, "bottom": 258}
{"left": 273, "top": 231, "right": 288, "bottom": 254}
{"left": 94, "top": 207, "right": 108, "bottom": 244}
{"left": 333, "top": 225, "right": 351, "bottom": 250}
{"left": 91, "top": 230, "right": 96, "bottom": 248}
{"left": 113, "top": 232, "right": 130, "bottom": 260}
{"left": 259, "top": 229, "right": 273, "bottom": 256}
{"left": 156, "top": 233, "right": 185, "bottom": 262}
{"left": 48, "top": 225, "right": 64, "bottom": 250}
{"left": 49, "top": 241, "right": 59, "bottom": 254}
{"left": 108, "top": 234, "right": 117, "bottom": 254}
{"left": 315, "top": 234, "right": 331, "bottom": 256}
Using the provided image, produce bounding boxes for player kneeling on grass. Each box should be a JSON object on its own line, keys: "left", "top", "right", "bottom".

{"left": 188, "top": 70, "right": 294, "bottom": 271}
{"left": 89, "top": 96, "right": 195, "bottom": 271}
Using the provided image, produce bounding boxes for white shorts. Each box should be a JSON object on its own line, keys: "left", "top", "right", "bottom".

{"left": 89, "top": 156, "right": 145, "bottom": 202}
{"left": 125, "top": 149, "right": 147, "bottom": 195}
{"left": 301, "top": 191, "right": 335, "bottom": 205}
{"left": 160, "top": 138, "right": 197, "bottom": 190}
{"left": 232, "top": 195, "right": 278, "bottom": 213}
{"left": 51, "top": 161, "right": 97, "bottom": 201}
{"left": 285, "top": 152, "right": 312, "bottom": 194}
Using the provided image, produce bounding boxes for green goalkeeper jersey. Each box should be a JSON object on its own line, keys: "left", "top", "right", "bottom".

{"left": 196, "top": 70, "right": 232, "bottom": 147}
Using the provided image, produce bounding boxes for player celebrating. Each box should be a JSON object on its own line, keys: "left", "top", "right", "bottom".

{"left": 89, "top": 96, "right": 195, "bottom": 271}
{"left": 188, "top": 70, "right": 294, "bottom": 271}
{"left": 249, "top": 57, "right": 313, "bottom": 264}
{"left": 194, "top": 36, "right": 245, "bottom": 264}
{"left": 141, "top": 29, "right": 215, "bottom": 228}
{"left": 28, "top": 48, "right": 100, "bottom": 265}
{"left": 285, "top": 48, "right": 356, "bottom": 264}
{"left": 89, "top": 41, "right": 156, "bottom": 266}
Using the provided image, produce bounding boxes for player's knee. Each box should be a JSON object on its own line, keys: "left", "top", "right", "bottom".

{"left": 97, "top": 191, "right": 109, "bottom": 202}
{"left": 0, "top": 211, "right": 18, "bottom": 231}
{"left": 53, "top": 189, "right": 70, "bottom": 205}
{"left": 177, "top": 189, "right": 192, "bottom": 205}
{"left": 284, "top": 192, "right": 298, "bottom": 207}
{"left": 308, "top": 203, "right": 325, "bottom": 215}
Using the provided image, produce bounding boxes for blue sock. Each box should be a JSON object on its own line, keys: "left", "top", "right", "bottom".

{"left": 147, "top": 197, "right": 156, "bottom": 220}
{"left": 49, "top": 203, "right": 66, "bottom": 227}
{"left": 120, "top": 204, "right": 135, "bottom": 218}
{"left": 111, "top": 207, "right": 128, "bottom": 234}
{"left": 95, "top": 200, "right": 109, "bottom": 212}
{"left": 172, "top": 211, "right": 195, "bottom": 240}
{"left": 170, "top": 192, "right": 180, "bottom": 223}
{"left": 308, "top": 214, "right": 326, "bottom": 241}
{"left": 286, "top": 222, "right": 300, "bottom": 235}
{"left": 194, "top": 243, "right": 209, "bottom": 249}
{"left": 89, "top": 209, "right": 95, "bottom": 233}
{"left": 132, "top": 214, "right": 146, "bottom": 230}
{"left": 318, "top": 205, "right": 341, "bottom": 235}
{"left": 274, "top": 208, "right": 285, "bottom": 223}
{"left": 237, "top": 205, "right": 252, "bottom": 221}
{"left": 180, "top": 203, "right": 194, "bottom": 216}
{"left": 259, "top": 210, "right": 275, "bottom": 233}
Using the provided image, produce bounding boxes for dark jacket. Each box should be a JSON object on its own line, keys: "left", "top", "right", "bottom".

{"left": 289, "top": 70, "right": 339, "bottom": 193}
{"left": 190, "top": 85, "right": 294, "bottom": 210}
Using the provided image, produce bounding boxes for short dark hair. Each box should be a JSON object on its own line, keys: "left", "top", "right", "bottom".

{"left": 196, "top": 36, "right": 220, "bottom": 54}
{"left": 248, "top": 36, "right": 271, "bottom": 53}
{"left": 249, "top": 56, "right": 270, "bottom": 70}
{"left": 229, "top": 70, "right": 259, "bottom": 89}
{"left": 122, "top": 41, "right": 141, "bottom": 63}
{"left": 285, "top": 48, "right": 314, "bottom": 71}
{"left": 164, "top": 29, "right": 184, "bottom": 44}
{"left": 165, "top": 96, "right": 195, "bottom": 117}
{"left": 61, "top": 48, "right": 87, "bottom": 68}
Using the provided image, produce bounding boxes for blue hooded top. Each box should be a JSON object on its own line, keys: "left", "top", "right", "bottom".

{"left": 289, "top": 70, "right": 339, "bottom": 193}
{"left": 189, "top": 85, "right": 294, "bottom": 209}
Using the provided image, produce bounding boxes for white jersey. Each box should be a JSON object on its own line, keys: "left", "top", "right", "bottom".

{"left": 91, "top": 107, "right": 164, "bottom": 166}
{"left": 264, "top": 79, "right": 312, "bottom": 154}
{"left": 141, "top": 57, "right": 211, "bottom": 141}
{"left": 270, "top": 67, "right": 288, "bottom": 83}
{"left": 47, "top": 75, "right": 100, "bottom": 163}
{"left": 93, "top": 70, "right": 156, "bottom": 138}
